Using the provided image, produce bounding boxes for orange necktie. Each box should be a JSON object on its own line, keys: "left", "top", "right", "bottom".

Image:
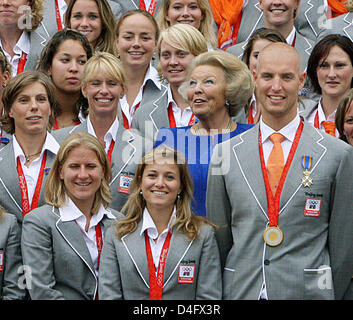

{"left": 267, "top": 133, "right": 285, "bottom": 195}
{"left": 321, "top": 121, "right": 336, "bottom": 137}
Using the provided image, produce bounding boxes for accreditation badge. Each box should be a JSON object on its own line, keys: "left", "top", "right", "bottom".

{"left": 304, "top": 198, "right": 321, "bottom": 217}
{"left": 118, "top": 174, "right": 133, "bottom": 194}
{"left": 178, "top": 265, "right": 195, "bottom": 284}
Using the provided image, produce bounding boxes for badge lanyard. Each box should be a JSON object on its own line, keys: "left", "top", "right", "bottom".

{"left": 107, "top": 139, "right": 115, "bottom": 165}
{"left": 258, "top": 121, "right": 303, "bottom": 229}
{"left": 17, "top": 51, "right": 27, "bottom": 75}
{"left": 140, "top": 0, "right": 157, "bottom": 15}
{"left": 167, "top": 102, "right": 195, "bottom": 128}
{"left": 122, "top": 85, "right": 146, "bottom": 129}
{"left": 55, "top": 0, "right": 63, "bottom": 31}
{"left": 17, "top": 150, "right": 47, "bottom": 218}
{"left": 53, "top": 118, "right": 81, "bottom": 130}
{"left": 145, "top": 231, "right": 172, "bottom": 300}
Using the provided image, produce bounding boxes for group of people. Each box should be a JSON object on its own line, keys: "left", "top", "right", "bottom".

{"left": 1, "top": 0, "right": 353, "bottom": 301}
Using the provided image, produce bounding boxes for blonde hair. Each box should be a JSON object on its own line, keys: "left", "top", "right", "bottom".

{"left": 179, "top": 50, "right": 254, "bottom": 117}
{"left": 81, "top": 51, "right": 126, "bottom": 87}
{"left": 115, "top": 146, "right": 212, "bottom": 241}
{"left": 156, "top": 0, "right": 217, "bottom": 48}
{"left": 45, "top": 132, "right": 112, "bottom": 213}
{"left": 157, "top": 23, "right": 208, "bottom": 80}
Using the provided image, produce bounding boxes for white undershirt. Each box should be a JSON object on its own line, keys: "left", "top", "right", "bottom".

{"left": 140, "top": 206, "right": 176, "bottom": 271}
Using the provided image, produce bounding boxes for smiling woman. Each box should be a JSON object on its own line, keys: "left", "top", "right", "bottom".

{"left": 21, "top": 132, "right": 123, "bottom": 300}
{"left": 98, "top": 146, "right": 222, "bottom": 300}
{"left": 154, "top": 50, "right": 254, "bottom": 216}
{"left": 0, "top": 71, "right": 61, "bottom": 225}
{"left": 115, "top": 9, "right": 165, "bottom": 129}
{"left": 65, "top": 0, "right": 117, "bottom": 55}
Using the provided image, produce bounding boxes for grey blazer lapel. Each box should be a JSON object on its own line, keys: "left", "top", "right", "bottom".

{"left": 232, "top": 126, "right": 269, "bottom": 219}
{"left": 121, "top": 221, "right": 150, "bottom": 288}
{"left": 238, "top": 1, "right": 264, "bottom": 43}
{"left": 111, "top": 126, "right": 136, "bottom": 184}
{"left": 149, "top": 90, "right": 169, "bottom": 131}
{"left": 0, "top": 143, "right": 22, "bottom": 212}
{"left": 343, "top": 13, "right": 353, "bottom": 42}
{"left": 279, "top": 121, "right": 326, "bottom": 213}
{"left": 55, "top": 208, "right": 96, "bottom": 277}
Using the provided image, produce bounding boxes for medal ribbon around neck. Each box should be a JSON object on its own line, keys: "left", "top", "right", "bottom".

{"left": 258, "top": 120, "right": 303, "bottom": 229}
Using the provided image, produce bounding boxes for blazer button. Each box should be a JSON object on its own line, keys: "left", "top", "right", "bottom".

{"left": 264, "top": 259, "right": 270, "bottom": 266}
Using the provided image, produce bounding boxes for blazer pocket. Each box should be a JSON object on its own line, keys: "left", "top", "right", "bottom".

{"left": 223, "top": 267, "right": 235, "bottom": 299}
{"left": 303, "top": 266, "right": 334, "bottom": 300}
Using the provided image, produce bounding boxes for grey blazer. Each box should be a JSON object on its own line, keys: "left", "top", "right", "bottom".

{"left": 22, "top": 26, "right": 51, "bottom": 72}
{"left": 206, "top": 121, "right": 353, "bottom": 300}
{"left": 109, "top": 0, "right": 162, "bottom": 15}
{"left": 52, "top": 121, "right": 149, "bottom": 212}
{"left": 21, "top": 204, "right": 123, "bottom": 300}
{"left": 317, "top": 11, "right": 353, "bottom": 42}
{"left": 98, "top": 220, "right": 222, "bottom": 300}
{"left": 131, "top": 83, "right": 168, "bottom": 142}
{"left": 0, "top": 141, "right": 57, "bottom": 226}
{"left": 235, "top": 1, "right": 325, "bottom": 45}
{"left": 227, "top": 30, "right": 313, "bottom": 72}
{"left": 0, "top": 213, "right": 25, "bottom": 300}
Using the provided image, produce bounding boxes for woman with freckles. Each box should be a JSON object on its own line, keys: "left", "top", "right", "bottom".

{"left": 155, "top": 50, "right": 254, "bottom": 216}
{"left": 98, "top": 146, "right": 222, "bottom": 300}
{"left": 21, "top": 132, "right": 123, "bottom": 300}
{"left": 0, "top": 71, "right": 60, "bottom": 226}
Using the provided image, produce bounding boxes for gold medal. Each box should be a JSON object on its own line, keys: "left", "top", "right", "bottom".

{"left": 263, "top": 226, "right": 283, "bottom": 246}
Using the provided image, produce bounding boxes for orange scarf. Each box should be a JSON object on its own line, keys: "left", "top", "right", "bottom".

{"left": 209, "top": 0, "right": 244, "bottom": 49}
{"left": 327, "top": 0, "right": 348, "bottom": 18}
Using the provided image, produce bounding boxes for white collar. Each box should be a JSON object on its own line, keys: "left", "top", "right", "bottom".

{"left": 13, "top": 132, "right": 60, "bottom": 161}
{"left": 86, "top": 114, "right": 119, "bottom": 142}
{"left": 140, "top": 206, "right": 176, "bottom": 240}
{"left": 59, "top": 196, "right": 115, "bottom": 224}
{"left": 260, "top": 113, "right": 300, "bottom": 143}
{"left": 317, "top": 99, "right": 336, "bottom": 122}
{"left": 286, "top": 27, "right": 296, "bottom": 46}
{"left": 144, "top": 64, "right": 162, "bottom": 91}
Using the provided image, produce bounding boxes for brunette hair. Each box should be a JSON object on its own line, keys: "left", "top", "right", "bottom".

{"left": 36, "top": 29, "right": 93, "bottom": 120}
{"left": 65, "top": 0, "right": 117, "bottom": 54}
{"left": 335, "top": 88, "right": 353, "bottom": 143}
{"left": 1, "top": 71, "right": 58, "bottom": 134}
{"left": 307, "top": 34, "right": 353, "bottom": 94}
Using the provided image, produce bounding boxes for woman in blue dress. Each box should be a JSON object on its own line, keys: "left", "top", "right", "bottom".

{"left": 155, "top": 50, "right": 254, "bottom": 216}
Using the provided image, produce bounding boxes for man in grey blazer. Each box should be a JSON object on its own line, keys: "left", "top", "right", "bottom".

{"left": 52, "top": 121, "right": 149, "bottom": 212}
{"left": 206, "top": 43, "right": 353, "bottom": 300}
{"left": 227, "top": 0, "right": 314, "bottom": 72}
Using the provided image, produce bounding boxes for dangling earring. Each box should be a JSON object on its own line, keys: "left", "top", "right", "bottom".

{"left": 177, "top": 193, "right": 181, "bottom": 200}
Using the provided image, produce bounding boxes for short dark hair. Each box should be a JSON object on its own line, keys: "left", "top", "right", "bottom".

{"left": 242, "top": 28, "right": 286, "bottom": 68}
{"left": 307, "top": 34, "right": 353, "bottom": 94}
